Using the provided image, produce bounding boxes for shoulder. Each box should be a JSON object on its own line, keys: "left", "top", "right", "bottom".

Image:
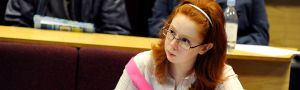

{"left": 131, "top": 51, "right": 154, "bottom": 72}
{"left": 133, "top": 51, "right": 152, "bottom": 61}
{"left": 215, "top": 64, "right": 244, "bottom": 90}
{"left": 132, "top": 51, "right": 152, "bottom": 64}
{"left": 223, "top": 64, "right": 241, "bottom": 83}
{"left": 116, "top": 51, "right": 153, "bottom": 90}
{"left": 223, "top": 64, "right": 235, "bottom": 78}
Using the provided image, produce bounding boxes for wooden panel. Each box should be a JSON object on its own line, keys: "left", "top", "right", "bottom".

{"left": 266, "top": 0, "right": 300, "bottom": 49}
{"left": 228, "top": 59, "right": 290, "bottom": 90}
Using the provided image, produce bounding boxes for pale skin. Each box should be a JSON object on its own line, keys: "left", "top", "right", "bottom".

{"left": 164, "top": 13, "right": 213, "bottom": 87}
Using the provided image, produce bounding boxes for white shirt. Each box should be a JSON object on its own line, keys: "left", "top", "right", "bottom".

{"left": 115, "top": 51, "right": 244, "bottom": 90}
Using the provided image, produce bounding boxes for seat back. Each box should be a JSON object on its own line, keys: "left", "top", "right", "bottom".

{"left": 0, "top": 42, "right": 77, "bottom": 90}
{"left": 77, "top": 47, "right": 139, "bottom": 90}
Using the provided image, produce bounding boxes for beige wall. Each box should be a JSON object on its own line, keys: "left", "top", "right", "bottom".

{"left": 266, "top": 0, "right": 300, "bottom": 49}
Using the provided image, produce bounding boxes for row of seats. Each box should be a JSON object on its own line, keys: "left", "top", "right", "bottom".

{"left": 0, "top": 41, "right": 140, "bottom": 90}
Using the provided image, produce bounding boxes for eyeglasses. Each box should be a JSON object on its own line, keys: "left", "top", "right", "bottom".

{"left": 163, "top": 27, "right": 203, "bottom": 49}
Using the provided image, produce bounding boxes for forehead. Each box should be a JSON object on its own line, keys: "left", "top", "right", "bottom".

{"left": 170, "top": 13, "right": 205, "bottom": 41}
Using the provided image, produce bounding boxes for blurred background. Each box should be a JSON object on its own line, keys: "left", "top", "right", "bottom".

{"left": 0, "top": 0, "right": 300, "bottom": 89}
{"left": 1, "top": 0, "right": 299, "bottom": 49}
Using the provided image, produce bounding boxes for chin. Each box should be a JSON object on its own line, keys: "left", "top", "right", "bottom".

{"left": 166, "top": 55, "right": 178, "bottom": 63}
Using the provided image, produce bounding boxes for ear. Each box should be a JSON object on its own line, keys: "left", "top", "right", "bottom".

{"left": 198, "top": 43, "right": 214, "bottom": 55}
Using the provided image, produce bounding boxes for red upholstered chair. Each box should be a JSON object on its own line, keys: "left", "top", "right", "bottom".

{"left": 77, "top": 47, "right": 140, "bottom": 90}
{"left": 0, "top": 42, "right": 77, "bottom": 90}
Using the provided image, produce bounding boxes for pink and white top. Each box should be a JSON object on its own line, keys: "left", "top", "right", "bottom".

{"left": 115, "top": 51, "right": 244, "bottom": 90}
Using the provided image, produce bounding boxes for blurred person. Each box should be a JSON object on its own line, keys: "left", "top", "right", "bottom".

{"left": 4, "top": 0, "right": 131, "bottom": 35}
{"left": 149, "top": 0, "right": 269, "bottom": 45}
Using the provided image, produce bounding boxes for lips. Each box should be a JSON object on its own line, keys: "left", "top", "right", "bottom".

{"left": 167, "top": 51, "right": 176, "bottom": 57}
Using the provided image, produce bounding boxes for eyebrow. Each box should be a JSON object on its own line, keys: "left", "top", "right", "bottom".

{"left": 169, "top": 24, "right": 196, "bottom": 41}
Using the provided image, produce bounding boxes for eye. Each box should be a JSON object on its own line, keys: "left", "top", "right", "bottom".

{"left": 180, "top": 38, "right": 191, "bottom": 45}
{"left": 169, "top": 28, "right": 175, "bottom": 34}
{"left": 169, "top": 28, "right": 177, "bottom": 36}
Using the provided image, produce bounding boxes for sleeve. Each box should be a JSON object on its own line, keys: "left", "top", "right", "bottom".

{"left": 215, "top": 65, "right": 244, "bottom": 90}
{"left": 95, "top": 0, "right": 131, "bottom": 35}
{"left": 148, "top": 0, "right": 170, "bottom": 37}
{"left": 115, "top": 70, "right": 137, "bottom": 90}
{"left": 115, "top": 51, "right": 152, "bottom": 90}
{"left": 217, "top": 74, "right": 244, "bottom": 90}
{"left": 4, "top": 0, "right": 36, "bottom": 27}
{"left": 237, "top": 0, "right": 269, "bottom": 45}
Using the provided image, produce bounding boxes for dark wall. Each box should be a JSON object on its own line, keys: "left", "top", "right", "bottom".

{"left": 125, "top": 0, "right": 155, "bottom": 37}
{"left": 0, "top": 0, "right": 9, "bottom": 25}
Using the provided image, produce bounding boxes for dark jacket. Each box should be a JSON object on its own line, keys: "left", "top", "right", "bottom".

{"left": 4, "top": 0, "right": 131, "bottom": 35}
{"left": 149, "top": 0, "right": 269, "bottom": 45}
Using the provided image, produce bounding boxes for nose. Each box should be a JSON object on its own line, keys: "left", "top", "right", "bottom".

{"left": 169, "top": 38, "right": 179, "bottom": 50}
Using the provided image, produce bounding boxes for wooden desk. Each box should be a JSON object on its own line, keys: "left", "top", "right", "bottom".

{"left": 227, "top": 45, "right": 297, "bottom": 90}
{"left": 0, "top": 26, "right": 298, "bottom": 90}
{"left": 0, "top": 26, "right": 158, "bottom": 51}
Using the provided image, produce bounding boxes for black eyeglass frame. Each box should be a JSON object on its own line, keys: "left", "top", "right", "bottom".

{"left": 163, "top": 28, "right": 204, "bottom": 49}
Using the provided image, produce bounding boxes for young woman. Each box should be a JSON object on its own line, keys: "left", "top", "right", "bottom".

{"left": 115, "top": 0, "right": 243, "bottom": 89}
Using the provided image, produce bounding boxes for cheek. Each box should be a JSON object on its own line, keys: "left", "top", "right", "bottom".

{"left": 164, "top": 39, "right": 170, "bottom": 52}
{"left": 175, "top": 52, "right": 197, "bottom": 63}
{"left": 164, "top": 39, "right": 169, "bottom": 48}
{"left": 177, "top": 49, "right": 196, "bottom": 57}
{"left": 184, "top": 50, "right": 199, "bottom": 59}
{"left": 164, "top": 39, "right": 173, "bottom": 48}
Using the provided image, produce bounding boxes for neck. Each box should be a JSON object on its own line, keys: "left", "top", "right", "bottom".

{"left": 169, "top": 62, "right": 194, "bottom": 85}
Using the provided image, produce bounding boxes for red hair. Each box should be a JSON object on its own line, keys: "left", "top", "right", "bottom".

{"left": 151, "top": 0, "right": 227, "bottom": 89}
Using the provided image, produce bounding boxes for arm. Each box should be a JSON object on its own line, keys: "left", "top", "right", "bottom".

{"left": 237, "top": 0, "right": 269, "bottom": 45}
{"left": 95, "top": 0, "right": 131, "bottom": 35}
{"left": 4, "top": 0, "right": 36, "bottom": 27}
